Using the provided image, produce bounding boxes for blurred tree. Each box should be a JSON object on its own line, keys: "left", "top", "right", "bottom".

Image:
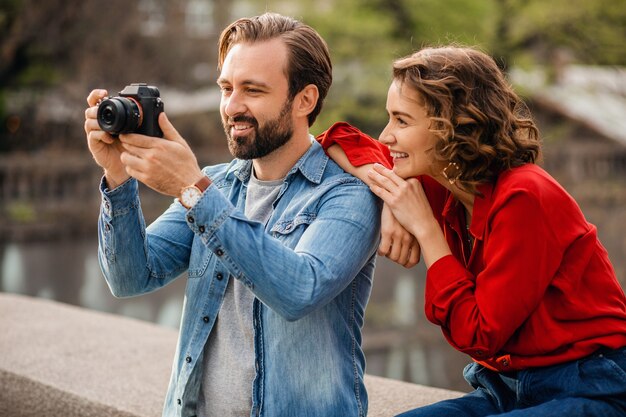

{"left": 492, "top": 0, "right": 626, "bottom": 68}
{"left": 294, "top": 0, "right": 498, "bottom": 136}
{"left": 299, "top": 0, "right": 625, "bottom": 135}
{"left": 301, "top": 0, "right": 400, "bottom": 135}
{"left": 1, "top": 0, "right": 624, "bottom": 152}
{"left": 0, "top": 0, "right": 229, "bottom": 153}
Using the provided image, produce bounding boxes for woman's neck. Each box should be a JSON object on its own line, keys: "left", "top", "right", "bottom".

{"left": 433, "top": 175, "right": 475, "bottom": 219}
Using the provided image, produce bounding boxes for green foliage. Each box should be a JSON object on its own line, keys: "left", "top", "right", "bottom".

{"left": 6, "top": 201, "right": 36, "bottom": 223}
{"left": 1, "top": 0, "right": 623, "bottom": 149}
{"left": 16, "top": 60, "right": 59, "bottom": 86}
{"left": 297, "top": 0, "right": 500, "bottom": 135}
{"left": 497, "top": 0, "right": 626, "bottom": 66}
{"left": 295, "top": 0, "right": 400, "bottom": 135}
{"left": 401, "top": 0, "right": 497, "bottom": 50}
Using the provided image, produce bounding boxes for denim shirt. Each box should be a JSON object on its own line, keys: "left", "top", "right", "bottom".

{"left": 98, "top": 140, "right": 381, "bottom": 417}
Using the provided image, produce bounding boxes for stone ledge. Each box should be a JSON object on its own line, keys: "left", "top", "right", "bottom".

{"left": 0, "top": 293, "right": 462, "bottom": 417}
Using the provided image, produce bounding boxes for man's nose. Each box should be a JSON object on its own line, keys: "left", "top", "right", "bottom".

{"left": 223, "top": 91, "right": 247, "bottom": 117}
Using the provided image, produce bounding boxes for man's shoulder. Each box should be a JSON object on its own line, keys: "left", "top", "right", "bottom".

{"left": 313, "top": 159, "right": 378, "bottom": 211}
{"left": 320, "top": 157, "right": 369, "bottom": 188}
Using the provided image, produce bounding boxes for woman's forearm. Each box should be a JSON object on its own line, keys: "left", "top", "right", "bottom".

{"left": 327, "top": 144, "right": 375, "bottom": 187}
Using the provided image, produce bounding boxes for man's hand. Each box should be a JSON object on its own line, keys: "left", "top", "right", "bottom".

{"left": 379, "top": 203, "right": 421, "bottom": 268}
{"left": 84, "top": 89, "right": 130, "bottom": 189}
{"left": 118, "top": 112, "right": 204, "bottom": 197}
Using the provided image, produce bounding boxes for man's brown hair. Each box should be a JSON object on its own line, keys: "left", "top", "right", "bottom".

{"left": 218, "top": 13, "right": 332, "bottom": 127}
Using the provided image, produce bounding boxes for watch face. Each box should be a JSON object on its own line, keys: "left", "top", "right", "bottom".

{"left": 181, "top": 186, "right": 201, "bottom": 208}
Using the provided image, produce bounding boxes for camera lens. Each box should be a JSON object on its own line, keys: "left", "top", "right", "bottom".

{"left": 101, "top": 107, "right": 115, "bottom": 124}
{"left": 97, "top": 97, "right": 142, "bottom": 135}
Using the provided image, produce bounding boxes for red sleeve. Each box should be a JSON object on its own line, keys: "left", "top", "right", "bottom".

{"left": 425, "top": 189, "right": 563, "bottom": 358}
{"left": 316, "top": 122, "right": 393, "bottom": 169}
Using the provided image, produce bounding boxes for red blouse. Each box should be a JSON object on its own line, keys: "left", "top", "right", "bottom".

{"left": 318, "top": 122, "right": 626, "bottom": 371}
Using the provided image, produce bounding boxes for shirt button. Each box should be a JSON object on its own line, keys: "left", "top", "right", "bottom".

{"left": 216, "top": 272, "right": 224, "bottom": 280}
{"left": 203, "top": 316, "right": 210, "bottom": 323}
{"left": 199, "top": 225, "right": 205, "bottom": 233}
{"left": 185, "top": 356, "right": 192, "bottom": 363}
{"left": 502, "top": 359, "right": 510, "bottom": 367}
{"left": 187, "top": 216, "right": 195, "bottom": 223}
{"left": 215, "top": 248, "right": 224, "bottom": 256}
{"left": 177, "top": 399, "right": 181, "bottom": 405}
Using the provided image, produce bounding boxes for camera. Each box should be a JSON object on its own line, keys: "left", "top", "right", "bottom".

{"left": 97, "top": 83, "right": 164, "bottom": 137}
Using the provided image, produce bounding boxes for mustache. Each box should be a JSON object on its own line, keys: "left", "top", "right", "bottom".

{"left": 227, "top": 115, "right": 258, "bottom": 127}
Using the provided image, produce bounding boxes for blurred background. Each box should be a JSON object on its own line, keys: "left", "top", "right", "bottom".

{"left": 1, "top": 0, "right": 625, "bottom": 393}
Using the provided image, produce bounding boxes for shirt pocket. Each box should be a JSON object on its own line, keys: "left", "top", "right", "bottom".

{"left": 270, "top": 212, "right": 316, "bottom": 245}
{"left": 187, "top": 237, "right": 211, "bottom": 278}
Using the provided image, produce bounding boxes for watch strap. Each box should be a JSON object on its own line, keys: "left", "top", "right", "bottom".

{"left": 194, "top": 175, "right": 212, "bottom": 192}
{"left": 180, "top": 175, "right": 212, "bottom": 209}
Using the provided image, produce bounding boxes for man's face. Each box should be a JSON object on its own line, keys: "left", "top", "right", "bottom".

{"left": 218, "top": 39, "right": 294, "bottom": 159}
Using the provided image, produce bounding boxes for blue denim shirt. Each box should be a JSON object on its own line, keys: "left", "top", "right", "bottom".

{"left": 98, "top": 140, "right": 381, "bottom": 417}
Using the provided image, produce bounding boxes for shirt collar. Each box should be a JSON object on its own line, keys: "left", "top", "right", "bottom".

{"left": 228, "top": 136, "right": 328, "bottom": 185}
{"left": 441, "top": 181, "right": 495, "bottom": 241}
{"left": 469, "top": 182, "right": 494, "bottom": 240}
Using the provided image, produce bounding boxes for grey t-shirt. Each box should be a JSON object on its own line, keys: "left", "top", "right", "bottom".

{"left": 198, "top": 172, "right": 283, "bottom": 417}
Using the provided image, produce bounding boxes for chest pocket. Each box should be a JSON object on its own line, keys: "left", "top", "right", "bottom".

{"left": 270, "top": 213, "right": 316, "bottom": 247}
{"left": 188, "top": 237, "right": 211, "bottom": 278}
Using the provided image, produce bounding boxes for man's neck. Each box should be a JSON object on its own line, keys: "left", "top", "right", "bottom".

{"left": 252, "top": 129, "right": 312, "bottom": 181}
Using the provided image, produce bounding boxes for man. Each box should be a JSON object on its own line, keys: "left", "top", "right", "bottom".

{"left": 84, "top": 13, "right": 380, "bottom": 417}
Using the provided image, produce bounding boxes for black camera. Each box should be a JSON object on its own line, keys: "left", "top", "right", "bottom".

{"left": 97, "top": 83, "right": 164, "bottom": 137}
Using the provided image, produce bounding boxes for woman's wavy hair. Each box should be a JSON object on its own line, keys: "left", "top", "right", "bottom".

{"left": 393, "top": 46, "right": 541, "bottom": 194}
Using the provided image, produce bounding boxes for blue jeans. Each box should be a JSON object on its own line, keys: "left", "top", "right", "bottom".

{"left": 397, "top": 347, "right": 626, "bottom": 417}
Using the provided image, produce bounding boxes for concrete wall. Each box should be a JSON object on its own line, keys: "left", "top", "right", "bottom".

{"left": 0, "top": 293, "right": 462, "bottom": 417}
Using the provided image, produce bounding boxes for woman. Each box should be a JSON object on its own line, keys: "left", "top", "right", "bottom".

{"left": 318, "top": 46, "right": 626, "bottom": 416}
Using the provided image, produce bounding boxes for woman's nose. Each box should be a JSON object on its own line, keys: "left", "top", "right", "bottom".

{"left": 379, "top": 124, "right": 395, "bottom": 145}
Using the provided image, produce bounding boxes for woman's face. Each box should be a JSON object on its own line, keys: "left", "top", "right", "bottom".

{"left": 379, "top": 80, "right": 439, "bottom": 179}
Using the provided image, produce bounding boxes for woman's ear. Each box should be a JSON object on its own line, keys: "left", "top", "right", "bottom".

{"left": 293, "top": 84, "right": 319, "bottom": 119}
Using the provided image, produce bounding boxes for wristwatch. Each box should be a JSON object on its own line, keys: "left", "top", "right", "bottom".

{"left": 180, "top": 175, "right": 212, "bottom": 209}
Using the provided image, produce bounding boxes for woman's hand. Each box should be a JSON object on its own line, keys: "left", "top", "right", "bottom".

{"left": 327, "top": 145, "right": 421, "bottom": 267}
{"left": 379, "top": 203, "right": 421, "bottom": 268}
{"left": 367, "top": 164, "right": 433, "bottom": 235}
{"left": 368, "top": 163, "right": 451, "bottom": 267}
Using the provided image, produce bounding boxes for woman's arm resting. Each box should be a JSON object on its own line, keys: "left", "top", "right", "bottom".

{"left": 328, "top": 145, "right": 421, "bottom": 268}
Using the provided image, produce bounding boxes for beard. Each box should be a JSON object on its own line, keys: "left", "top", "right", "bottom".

{"left": 222, "top": 98, "right": 294, "bottom": 160}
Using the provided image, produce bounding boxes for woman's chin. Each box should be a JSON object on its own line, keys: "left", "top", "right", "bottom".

{"left": 392, "top": 166, "right": 416, "bottom": 179}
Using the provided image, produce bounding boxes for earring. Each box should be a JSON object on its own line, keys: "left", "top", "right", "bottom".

{"left": 442, "top": 162, "right": 461, "bottom": 184}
